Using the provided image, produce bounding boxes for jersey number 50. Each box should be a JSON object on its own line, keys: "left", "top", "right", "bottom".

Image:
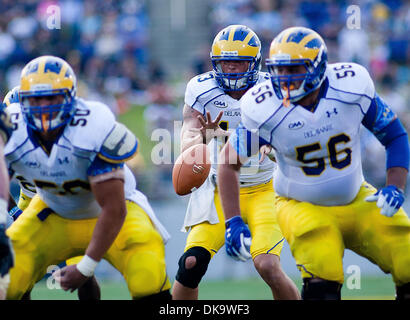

{"left": 295, "top": 133, "right": 352, "bottom": 176}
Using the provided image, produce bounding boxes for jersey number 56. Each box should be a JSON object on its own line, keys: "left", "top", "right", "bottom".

{"left": 295, "top": 133, "right": 352, "bottom": 176}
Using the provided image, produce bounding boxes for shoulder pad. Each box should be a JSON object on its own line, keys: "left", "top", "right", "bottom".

{"left": 99, "top": 122, "right": 138, "bottom": 163}
{"left": 0, "top": 108, "right": 13, "bottom": 144}
{"left": 256, "top": 72, "right": 271, "bottom": 84}
{"left": 64, "top": 98, "right": 117, "bottom": 152}
{"left": 326, "top": 63, "right": 375, "bottom": 101}
{"left": 184, "top": 72, "right": 221, "bottom": 111}
{"left": 240, "top": 81, "right": 283, "bottom": 142}
{"left": 4, "top": 104, "right": 30, "bottom": 157}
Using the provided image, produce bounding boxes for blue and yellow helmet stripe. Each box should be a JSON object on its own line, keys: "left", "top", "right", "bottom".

{"left": 268, "top": 27, "right": 326, "bottom": 64}
{"left": 211, "top": 25, "right": 261, "bottom": 59}
{"left": 3, "top": 86, "right": 20, "bottom": 107}
{"left": 20, "top": 55, "right": 76, "bottom": 97}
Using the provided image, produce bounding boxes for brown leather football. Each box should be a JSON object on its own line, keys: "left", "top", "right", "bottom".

{"left": 172, "top": 144, "right": 211, "bottom": 196}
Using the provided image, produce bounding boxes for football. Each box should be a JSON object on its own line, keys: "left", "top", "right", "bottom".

{"left": 172, "top": 144, "right": 211, "bottom": 196}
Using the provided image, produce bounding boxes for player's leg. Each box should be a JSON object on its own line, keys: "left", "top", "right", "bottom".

{"left": 346, "top": 183, "right": 410, "bottom": 300}
{"left": 6, "top": 196, "right": 81, "bottom": 299}
{"left": 172, "top": 200, "right": 225, "bottom": 300}
{"left": 275, "top": 196, "right": 345, "bottom": 300}
{"left": 65, "top": 256, "right": 101, "bottom": 300}
{"left": 5, "top": 190, "right": 33, "bottom": 299}
{"left": 105, "top": 200, "right": 171, "bottom": 301}
{"left": 242, "top": 181, "right": 300, "bottom": 299}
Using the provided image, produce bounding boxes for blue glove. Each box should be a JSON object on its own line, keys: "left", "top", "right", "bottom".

{"left": 0, "top": 224, "right": 14, "bottom": 277}
{"left": 365, "top": 185, "right": 405, "bottom": 217}
{"left": 8, "top": 207, "right": 22, "bottom": 221}
{"left": 225, "top": 216, "right": 252, "bottom": 262}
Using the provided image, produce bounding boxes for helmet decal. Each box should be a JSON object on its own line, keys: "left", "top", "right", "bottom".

{"left": 3, "top": 86, "right": 20, "bottom": 107}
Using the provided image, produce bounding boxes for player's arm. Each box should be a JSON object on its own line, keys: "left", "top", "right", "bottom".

{"left": 217, "top": 124, "right": 267, "bottom": 261}
{"left": 217, "top": 140, "right": 242, "bottom": 219}
{"left": 58, "top": 122, "right": 137, "bottom": 291}
{"left": 87, "top": 167, "right": 126, "bottom": 262}
{"left": 180, "top": 104, "right": 227, "bottom": 152}
{"left": 83, "top": 122, "right": 137, "bottom": 267}
{"left": 218, "top": 124, "right": 267, "bottom": 218}
{"left": 363, "top": 93, "right": 409, "bottom": 217}
{"left": 58, "top": 161, "right": 127, "bottom": 292}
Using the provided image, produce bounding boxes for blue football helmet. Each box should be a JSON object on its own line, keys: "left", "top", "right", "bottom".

{"left": 19, "top": 56, "right": 77, "bottom": 132}
{"left": 211, "top": 25, "right": 261, "bottom": 91}
{"left": 3, "top": 86, "right": 20, "bottom": 107}
{"left": 265, "top": 27, "right": 328, "bottom": 104}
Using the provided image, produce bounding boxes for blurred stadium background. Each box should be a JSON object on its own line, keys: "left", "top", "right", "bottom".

{"left": 1, "top": 0, "right": 409, "bottom": 299}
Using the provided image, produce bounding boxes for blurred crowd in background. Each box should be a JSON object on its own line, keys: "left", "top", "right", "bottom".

{"left": 0, "top": 0, "right": 408, "bottom": 198}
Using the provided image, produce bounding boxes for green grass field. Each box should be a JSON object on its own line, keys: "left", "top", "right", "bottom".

{"left": 117, "top": 105, "right": 157, "bottom": 167}
{"left": 30, "top": 276, "right": 396, "bottom": 300}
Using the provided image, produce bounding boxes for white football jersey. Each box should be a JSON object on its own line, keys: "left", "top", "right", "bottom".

{"left": 185, "top": 71, "right": 276, "bottom": 186}
{"left": 6, "top": 102, "right": 37, "bottom": 199}
{"left": 5, "top": 99, "right": 163, "bottom": 228}
{"left": 238, "top": 63, "right": 376, "bottom": 205}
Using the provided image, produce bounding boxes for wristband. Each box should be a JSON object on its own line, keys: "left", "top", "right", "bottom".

{"left": 0, "top": 198, "right": 8, "bottom": 225}
{"left": 76, "top": 255, "right": 99, "bottom": 277}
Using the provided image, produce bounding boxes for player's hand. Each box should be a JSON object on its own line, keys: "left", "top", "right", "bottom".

{"left": 365, "top": 185, "right": 405, "bottom": 217}
{"left": 191, "top": 111, "right": 230, "bottom": 143}
{"left": 0, "top": 224, "right": 14, "bottom": 278}
{"left": 225, "top": 216, "right": 252, "bottom": 262}
{"left": 54, "top": 264, "right": 89, "bottom": 292}
{"left": 259, "top": 144, "right": 276, "bottom": 163}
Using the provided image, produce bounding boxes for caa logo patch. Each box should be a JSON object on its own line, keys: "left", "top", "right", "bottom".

{"left": 24, "top": 161, "right": 40, "bottom": 168}
{"left": 213, "top": 100, "right": 228, "bottom": 108}
{"left": 288, "top": 120, "right": 305, "bottom": 130}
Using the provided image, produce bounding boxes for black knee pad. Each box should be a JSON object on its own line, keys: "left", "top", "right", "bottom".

{"left": 175, "top": 246, "right": 211, "bottom": 289}
{"left": 396, "top": 282, "right": 410, "bottom": 301}
{"left": 302, "top": 278, "right": 342, "bottom": 300}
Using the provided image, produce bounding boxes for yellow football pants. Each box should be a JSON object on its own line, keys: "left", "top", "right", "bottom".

{"left": 185, "top": 180, "right": 285, "bottom": 259}
{"left": 6, "top": 195, "right": 170, "bottom": 299}
{"left": 17, "top": 190, "right": 32, "bottom": 211}
{"left": 16, "top": 191, "right": 80, "bottom": 267}
{"left": 276, "top": 182, "right": 410, "bottom": 285}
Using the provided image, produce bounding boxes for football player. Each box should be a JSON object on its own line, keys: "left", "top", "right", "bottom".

{"left": 4, "top": 56, "right": 171, "bottom": 300}
{"left": 172, "top": 25, "right": 300, "bottom": 300}
{"left": 0, "top": 103, "right": 13, "bottom": 300}
{"left": 3, "top": 86, "right": 101, "bottom": 300}
{"left": 218, "top": 26, "right": 410, "bottom": 300}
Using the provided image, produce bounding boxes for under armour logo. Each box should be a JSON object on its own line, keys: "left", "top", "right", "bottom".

{"left": 57, "top": 157, "right": 69, "bottom": 165}
{"left": 326, "top": 108, "right": 338, "bottom": 118}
